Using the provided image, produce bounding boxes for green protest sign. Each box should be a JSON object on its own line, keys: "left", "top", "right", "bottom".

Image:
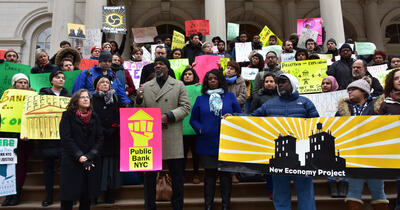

{"left": 0, "top": 62, "right": 31, "bottom": 97}
{"left": 169, "top": 58, "right": 189, "bottom": 80}
{"left": 227, "top": 23, "right": 239, "bottom": 41}
{"left": 355, "top": 42, "right": 376, "bottom": 55}
{"left": 29, "top": 70, "right": 81, "bottom": 93}
{"left": 183, "top": 85, "right": 202, "bottom": 135}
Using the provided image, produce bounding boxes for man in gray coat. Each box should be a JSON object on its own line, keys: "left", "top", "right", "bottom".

{"left": 136, "top": 56, "right": 191, "bottom": 210}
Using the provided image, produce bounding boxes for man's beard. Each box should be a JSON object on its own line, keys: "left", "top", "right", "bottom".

{"left": 155, "top": 70, "right": 164, "bottom": 78}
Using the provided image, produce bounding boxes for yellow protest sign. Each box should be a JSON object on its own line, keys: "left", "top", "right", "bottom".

{"left": 171, "top": 30, "right": 186, "bottom": 50}
{"left": 317, "top": 54, "right": 333, "bottom": 65}
{"left": 20, "top": 95, "right": 70, "bottom": 139}
{"left": 281, "top": 59, "right": 328, "bottom": 93}
{"left": 259, "top": 25, "right": 282, "bottom": 47}
{"left": 0, "top": 89, "right": 38, "bottom": 133}
{"left": 220, "top": 58, "right": 230, "bottom": 75}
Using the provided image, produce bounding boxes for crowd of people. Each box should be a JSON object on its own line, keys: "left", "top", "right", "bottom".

{"left": 0, "top": 27, "right": 399, "bottom": 210}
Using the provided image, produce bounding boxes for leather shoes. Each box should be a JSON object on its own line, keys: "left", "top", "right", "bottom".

{"left": 7, "top": 195, "right": 20, "bottom": 206}
{"left": 42, "top": 200, "right": 53, "bottom": 207}
{"left": 1, "top": 195, "right": 12, "bottom": 206}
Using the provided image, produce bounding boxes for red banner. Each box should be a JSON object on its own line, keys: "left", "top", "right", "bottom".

{"left": 0, "top": 50, "right": 6, "bottom": 60}
{"left": 185, "top": 20, "right": 210, "bottom": 37}
{"left": 78, "top": 58, "right": 98, "bottom": 70}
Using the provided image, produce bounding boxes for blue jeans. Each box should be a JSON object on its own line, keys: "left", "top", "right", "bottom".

{"left": 272, "top": 175, "right": 316, "bottom": 210}
{"left": 347, "top": 178, "right": 386, "bottom": 201}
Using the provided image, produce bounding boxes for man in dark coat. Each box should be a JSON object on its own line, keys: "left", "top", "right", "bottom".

{"left": 327, "top": 43, "right": 355, "bottom": 90}
{"left": 351, "top": 59, "right": 383, "bottom": 97}
{"left": 182, "top": 33, "right": 202, "bottom": 65}
{"left": 139, "top": 45, "right": 175, "bottom": 85}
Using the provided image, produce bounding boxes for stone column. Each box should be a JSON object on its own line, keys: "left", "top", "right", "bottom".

{"left": 49, "top": 0, "right": 75, "bottom": 55}
{"left": 319, "top": 0, "right": 345, "bottom": 45}
{"left": 205, "top": 0, "right": 226, "bottom": 42}
{"left": 363, "top": 0, "right": 385, "bottom": 50}
{"left": 282, "top": 0, "right": 297, "bottom": 39}
{"left": 85, "top": 0, "right": 107, "bottom": 29}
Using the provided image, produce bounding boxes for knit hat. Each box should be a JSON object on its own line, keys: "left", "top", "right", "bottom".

{"left": 339, "top": 43, "right": 352, "bottom": 52}
{"left": 99, "top": 50, "right": 112, "bottom": 62}
{"left": 327, "top": 38, "right": 337, "bottom": 45}
{"left": 49, "top": 70, "right": 64, "bottom": 83}
{"left": 4, "top": 49, "right": 19, "bottom": 59}
{"left": 91, "top": 46, "right": 101, "bottom": 54}
{"left": 277, "top": 73, "right": 299, "bottom": 95}
{"left": 154, "top": 56, "right": 171, "bottom": 69}
{"left": 289, "top": 33, "right": 299, "bottom": 39}
{"left": 347, "top": 79, "right": 371, "bottom": 95}
{"left": 102, "top": 42, "right": 112, "bottom": 49}
{"left": 323, "top": 76, "right": 339, "bottom": 91}
{"left": 12, "top": 73, "right": 29, "bottom": 86}
{"left": 93, "top": 75, "right": 112, "bottom": 89}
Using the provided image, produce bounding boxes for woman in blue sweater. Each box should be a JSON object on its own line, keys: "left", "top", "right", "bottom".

{"left": 190, "top": 69, "right": 241, "bottom": 210}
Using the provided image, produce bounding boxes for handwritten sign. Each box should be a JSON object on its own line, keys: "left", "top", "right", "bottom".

{"left": 132, "top": 27, "right": 158, "bottom": 44}
{"left": 227, "top": 23, "right": 240, "bottom": 41}
{"left": 262, "top": 45, "right": 282, "bottom": 57}
{"left": 124, "top": 61, "right": 150, "bottom": 89}
{"left": 171, "top": 30, "right": 186, "bottom": 50}
{"left": 241, "top": 67, "right": 258, "bottom": 80}
{"left": 193, "top": 55, "right": 220, "bottom": 83}
{"left": 0, "top": 164, "right": 16, "bottom": 197}
{"left": 0, "top": 62, "right": 31, "bottom": 97}
{"left": 317, "top": 54, "right": 333, "bottom": 66}
{"left": 368, "top": 65, "right": 392, "bottom": 87}
{"left": 83, "top": 29, "right": 101, "bottom": 59}
{"left": 102, "top": 6, "right": 126, "bottom": 34}
{"left": 297, "top": 17, "right": 323, "bottom": 45}
{"left": 78, "top": 58, "right": 98, "bottom": 70}
{"left": 185, "top": 20, "right": 210, "bottom": 37}
{"left": 259, "top": 25, "right": 283, "bottom": 47}
{"left": 355, "top": 42, "right": 376, "bottom": 55}
{"left": 297, "top": 28, "right": 318, "bottom": 49}
{"left": 0, "top": 138, "right": 17, "bottom": 164}
{"left": 301, "top": 90, "right": 348, "bottom": 117}
{"left": 67, "top": 23, "right": 86, "bottom": 40}
{"left": 281, "top": 53, "right": 296, "bottom": 63}
{"left": 235, "top": 42, "right": 252, "bottom": 62}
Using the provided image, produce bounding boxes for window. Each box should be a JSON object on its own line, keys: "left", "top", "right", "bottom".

{"left": 286, "top": 140, "right": 288, "bottom": 144}
{"left": 321, "top": 136, "right": 324, "bottom": 141}
{"left": 386, "top": 24, "right": 400, "bottom": 43}
{"left": 277, "top": 142, "right": 279, "bottom": 146}
{"left": 314, "top": 145, "right": 317, "bottom": 150}
{"left": 37, "top": 27, "right": 51, "bottom": 52}
{"left": 311, "top": 153, "right": 314, "bottom": 158}
{"left": 282, "top": 146, "right": 285, "bottom": 151}
{"left": 318, "top": 145, "right": 321, "bottom": 150}
{"left": 286, "top": 153, "right": 288, "bottom": 157}
{"left": 279, "top": 153, "right": 281, "bottom": 157}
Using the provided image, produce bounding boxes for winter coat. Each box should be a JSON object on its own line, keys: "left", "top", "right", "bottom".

{"left": 31, "top": 63, "right": 58, "bottom": 74}
{"left": 59, "top": 109, "right": 103, "bottom": 200}
{"left": 72, "top": 65, "right": 131, "bottom": 104}
{"left": 182, "top": 43, "right": 202, "bottom": 65}
{"left": 227, "top": 76, "right": 247, "bottom": 106}
{"left": 252, "top": 66, "right": 283, "bottom": 97}
{"left": 55, "top": 47, "right": 81, "bottom": 68}
{"left": 378, "top": 95, "right": 400, "bottom": 115}
{"left": 92, "top": 93, "right": 121, "bottom": 156}
{"left": 335, "top": 97, "right": 381, "bottom": 116}
{"left": 190, "top": 92, "right": 242, "bottom": 155}
{"left": 111, "top": 64, "right": 136, "bottom": 96}
{"left": 136, "top": 76, "right": 191, "bottom": 159}
{"left": 139, "top": 63, "right": 176, "bottom": 85}
{"left": 327, "top": 58, "right": 355, "bottom": 90}
{"left": 250, "top": 88, "right": 278, "bottom": 113}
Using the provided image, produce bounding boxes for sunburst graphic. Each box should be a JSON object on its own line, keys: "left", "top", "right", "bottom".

{"left": 219, "top": 116, "right": 400, "bottom": 169}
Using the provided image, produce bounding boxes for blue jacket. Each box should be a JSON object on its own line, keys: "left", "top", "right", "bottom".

{"left": 190, "top": 92, "right": 242, "bottom": 155}
{"left": 249, "top": 91, "right": 319, "bottom": 118}
{"left": 72, "top": 65, "right": 131, "bottom": 104}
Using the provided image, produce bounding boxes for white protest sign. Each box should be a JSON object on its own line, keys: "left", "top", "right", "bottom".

{"left": 302, "top": 90, "right": 348, "bottom": 117}
{"left": 212, "top": 46, "right": 218, "bottom": 54}
{"left": 132, "top": 27, "right": 158, "bottom": 44}
{"left": 281, "top": 53, "right": 296, "bottom": 63}
{"left": 0, "top": 138, "right": 17, "bottom": 164}
{"left": 335, "top": 54, "right": 357, "bottom": 61}
{"left": 241, "top": 67, "right": 258, "bottom": 80}
{"left": 151, "top": 44, "right": 164, "bottom": 61}
{"left": 0, "top": 164, "right": 16, "bottom": 197}
{"left": 124, "top": 61, "right": 150, "bottom": 88}
{"left": 367, "top": 64, "right": 388, "bottom": 78}
{"left": 141, "top": 46, "right": 151, "bottom": 62}
{"left": 298, "top": 28, "right": 318, "bottom": 49}
{"left": 262, "top": 45, "right": 282, "bottom": 57}
{"left": 235, "top": 42, "right": 252, "bottom": 62}
{"left": 83, "top": 29, "right": 102, "bottom": 58}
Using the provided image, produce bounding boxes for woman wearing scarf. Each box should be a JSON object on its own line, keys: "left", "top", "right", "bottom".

{"left": 190, "top": 69, "right": 241, "bottom": 210}
{"left": 226, "top": 61, "right": 247, "bottom": 110}
{"left": 59, "top": 89, "right": 103, "bottom": 210}
{"left": 92, "top": 76, "right": 123, "bottom": 204}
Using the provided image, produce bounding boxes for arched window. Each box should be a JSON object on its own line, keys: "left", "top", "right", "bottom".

{"left": 386, "top": 24, "right": 400, "bottom": 44}
{"left": 37, "top": 27, "right": 51, "bottom": 52}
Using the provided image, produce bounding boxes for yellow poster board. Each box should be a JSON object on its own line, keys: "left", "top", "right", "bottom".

{"left": 259, "top": 25, "right": 283, "bottom": 47}
{"left": 171, "top": 30, "right": 185, "bottom": 50}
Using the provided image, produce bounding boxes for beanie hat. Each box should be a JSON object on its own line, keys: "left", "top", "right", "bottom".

{"left": 49, "top": 70, "right": 64, "bottom": 83}
{"left": 339, "top": 43, "right": 352, "bottom": 52}
{"left": 347, "top": 78, "right": 371, "bottom": 95}
{"left": 4, "top": 49, "right": 19, "bottom": 59}
{"left": 91, "top": 46, "right": 101, "bottom": 54}
{"left": 327, "top": 38, "right": 337, "bottom": 45}
{"left": 154, "top": 56, "right": 171, "bottom": 69}
{"left": 102, "top": 42, "right": 112, "bottom": 49}
{"left": 323, "top": 76, "right": 339, "bottom": 91}
{"left": 277, "top": 73, "right": 299, "bottom": 95}
{"left": 99, "top": 50, "right": 112, "bottom": 62}
{"left": 93, "top": 75, "right": 112, "bottom": 89}
{"left": 12, "top": 73, "right": 29, "bottom": 86}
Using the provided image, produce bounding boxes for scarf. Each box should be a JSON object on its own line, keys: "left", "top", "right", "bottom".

{"left": 76, "top": 109, "right": 92, "bottom": 124}
{"left": 206, "top": 88, "right": 224, "bottom": 116}
{"left": 390, "top": 90, "right": 400, "bottom": 102}
{"left": 95, "top": 89, "right": 115, "bottom": 104}
{"left": 226, "top": 76, "right": 237, "bottom": 84}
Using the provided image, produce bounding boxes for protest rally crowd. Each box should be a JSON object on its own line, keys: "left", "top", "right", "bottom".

{"left": 0, "top": 17, "right": 400, "bottom": 210}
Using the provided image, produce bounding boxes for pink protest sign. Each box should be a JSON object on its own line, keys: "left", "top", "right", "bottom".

{"left": 120, "top": 108, "right": 162, "bottom": 171}
{"left": 193, "top": 55, "right": 220, "bottom": 83}
{"left": 124, "top": 61, "right": 150, "bottom": 89}
{"left": 297, "top": 17, "right": 323, "bottom": 45}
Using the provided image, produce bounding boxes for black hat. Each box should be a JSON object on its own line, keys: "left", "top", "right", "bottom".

{"left": 99, "top": 50, "right": 112, "bottom": 62}
{"left": 339, "top": 43, "right": 352, "bottom": 52}
{"left": 154, "top": 56, "right": 171, "bottom": 69}
{"left": 49, "top": 70, "right": 64, "bottom": 83}
{"left": 327, "top": 38, "right": 337, "bottom": 45}
{"left": 93, "top": 75, "right": 113, "bottom": 89}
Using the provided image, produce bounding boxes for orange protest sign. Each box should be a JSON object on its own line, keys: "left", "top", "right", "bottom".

{"left": 185, "top": 20, "right": 210, "bottom": 37}
{"left": 0, "top": 50, "right": 5, "bottom": 59}
{"left": 78, "top": 58, "right": 98, "bottom": 70}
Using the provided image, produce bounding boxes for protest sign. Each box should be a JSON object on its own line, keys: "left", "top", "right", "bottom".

{"left": 262, "top": 45, "right": 282, "bottom": 57}
{"left": 124, "top": 61, "right": 150, "bottom": 89}
{"left": 297, "top": 28, "right": 318, "bottom": 49}
{"left": 335, "top": 54, "right": 357, "bottom": 61}
{"left": 132, "top": 27, "right": 158, "bottom": 44}
{"left": 183, "top": 85, "right": 202, "bottom": 135}
{"left": 120, "top": 108, "right": 162, "bottom": 171}
{"left": 241, "top": 67, "right": 258, "bottom": 80}
{"left": 193, "top": 55, "right": 220, "bottom": 83}
{"left": 355, "top": 42, "right": 376, "bottom": 55}
{"left": 169, "top": 59, "right": 189, "bottom": 80}
{"left": 234, "top": 42, "right": 252, "bottom": 62}
{"left": 317, "top": 54, "right": 333, "bottom": 65}
{"left": 0, "top": 138, "right": 17, "bottom": 164}
{"left": 259, "top": 25, "right": 283, "bottom": 47}
{"left": 0, "top": 164, "right": 16, "bottom": 197}
{"left": 20, "top": 95, "right": 70, "bottom": 140}
{"left": 0, "top": 89, "right": 37, "bottom": 133}
{"left": 78, "top": 58, "right": 98, "bottom": 70}
{"left": 297, "top": 18, "right": 323, "bottom": 45}
{"left": 218, "top": 115, "right": 400, "bottom": 178}
{"left": 281, "top": 59, "right": 328, "bottom": 93}
{"left": 67, "top": 23, "right": 86, "bottom": 40}
{"left": 82, "top": 29, "right": 101, "bottom": 59}
{"left": 212, "top": 46, "right": 218, "bottom": 54}
{"left": 102, "top": 6, "right": 126, "bottom": 34}
{"left": 0, "top": 50, "right": 5, "bottom": 59}
{"left": 0, "top": 62, "right": 31, "bottom": 97}
{"left": 29, "top": 70, "right": 81, "bottom": 94}
{"left": 171, "top": 30, "right": 186, "bottom": 50}
{"left": 367, "top": 64, "right": 388, "bottom": 78}
{"left": 281, "top": 53, "right": 296, "bottom": 63}
{"left": 227, "top": 23, "right": 240, "bottom": 41}
{"left": 372, "top": 67, "right": 395, "bottom": 87}
{"left": 220, "top": 58, "right": 230, "bottom": 75}
{"left": 302, "top": 90, "right": 348, "bottom": 117}
{"left": 151, "top": 44, "right": 164, "bottom": 61}
{"left": 141, "top": 46, "right": 151, "bottom": 62}
{"left": 185, "top": 20, "right": 210, "bottom": 37}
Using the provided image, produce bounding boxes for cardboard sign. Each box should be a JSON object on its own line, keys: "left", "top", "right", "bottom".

{"left": 241, "top": 67, "right": 258, "bottom": 80}
{"left": 297, "top": 17, "right": 323, "bottom": 45}
{"left": 193, "top": 55, "right": 220, "bottom": 83}
{"left": 185, "top": 20, "right": 210, "bottom": 37}
{"left": 0, "top": 164, "right": 16, "bottom": 197}
{"left": 169, "top": 58, "right": 189, "bottom": 80}
{"left": 355, "top": 42, "right": 376, "bottom": 55}
{"left": 281, "top": 53, "right": 296, "bottom": 63}
{"left": 235, "top": 42, "right": 252, "bottom": 62}
{"left": 0, "top": 50, "right": 5, "bottom": 60}
{"left": 301, "top": 90, "right": 348, "bottom": 117}
{"left": 297, "top": 28, "right": 318, "bottom": 49}
{"left": 20, "top": 95, "right": 70, "bottom": 140}
{"left": 227, "top": 23, "right": 240, "bottom": 41}
{"left": 183, "top": 85, "right": 202, "bottom": 135}
{"left": 67, "top": 23, "right": 86, "bottom": 40}
{"left": 171, "top": 30, "right": 186, "bottom": 50}
{"left": 29, "top": 70, "right": 81, "bottom": 94}
{"left": 102, "top": 6, "right": 126, "bottom": 34}
{"left": 124, "top": 61, "right": 150, "bottom": 89}
{"left": 79, "top": 58, "right": 99, "bottom": 70}
{"left": 120, "top": 108, "right": 162, "bottom": 171}
{"left": 218, "top": 115, "right": 400, "bottom": 178}
{"left": 82, "top": 29, "right": 102, "bottom": 59}
{"left": 281, "top": 59, "right": 328, "bottom": 93}
{"left": 0, "top": 138, "right": 17, "bottom": 164}
{"left": 132, "top": 27, "right": 158, "bottom": 44}
{"left": 0, "top": 62, "right": 31, "bottom": 97}
{"left": 259, "top": 25, "right": 283, "bottom": 47}
{"left": 0, "top": 89, "right": 38, "bottom": 133}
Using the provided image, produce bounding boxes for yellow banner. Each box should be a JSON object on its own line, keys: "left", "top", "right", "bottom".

{"left": 171, "top": 30, "right": 185, "bottom": 50}
{"left": 20, "top": 95, "right": 70, "bottom": 139}
{"left": 259, "top": 25, "right": 282, "bottom": 47}
{"left": 281, "top": 59, "right": 328, "bottom": 93}
{"left": 0, "top": 89, "right": 37, "bottom": 133}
